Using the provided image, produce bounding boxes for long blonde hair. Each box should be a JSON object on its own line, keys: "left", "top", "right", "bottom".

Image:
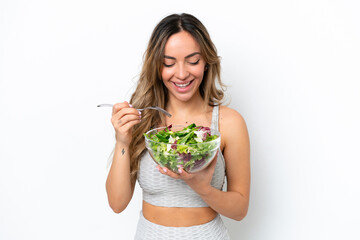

{"left": 128, "top": 13, "right": 226, "bottom": 181}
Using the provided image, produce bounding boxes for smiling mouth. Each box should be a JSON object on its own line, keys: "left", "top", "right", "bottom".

{"left": 173, "top": 80, "right": 193, "bottom": 88}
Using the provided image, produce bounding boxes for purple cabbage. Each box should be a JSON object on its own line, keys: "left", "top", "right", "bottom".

{"left": 178, "top": 152, "right": 192, "bottom": 163}
{"left": 171, "top": 140, "right": 177, "bottom": 150}
{"left": 196, "top": 126, "right": 211, "bottom": 141}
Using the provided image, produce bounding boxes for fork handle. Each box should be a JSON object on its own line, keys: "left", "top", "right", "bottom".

{"left": 97, "top": 104, "right": 113, "bottom": 107}
{"left": 97, "top": 104, "right": 143, "bottom": 112}
{"left": 97, "top": 104, "right": 142, "bottom": 110}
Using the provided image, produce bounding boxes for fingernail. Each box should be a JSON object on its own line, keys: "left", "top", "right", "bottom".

{"left": 138, "top": 111, "right": 141, "bottom": 115}
{"left": 163, "top": 168, "right": 167, "bottom": 173}
{"left": 129, "top": 104, "right": 133, "bottom": 108}
{"left": 178, "top": 169, "right": 183, "bottom": 174}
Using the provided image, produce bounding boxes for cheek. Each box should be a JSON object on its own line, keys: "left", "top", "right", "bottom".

{"left": 161, "top": 68, "right": 173, "bottom": 81}
{"left": 191, "top": 61, "right": 206, "bottom": 79}
{"left": 193, "top": 67, "right": 205, "bottom": 79}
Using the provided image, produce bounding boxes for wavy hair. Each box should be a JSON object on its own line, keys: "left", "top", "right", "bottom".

{"left": 128, "top": 13, "right": 226, "bottom": 181}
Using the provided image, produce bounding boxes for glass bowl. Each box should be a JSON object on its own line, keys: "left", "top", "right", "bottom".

{"left": 144, "top": 125, "right": 221, "bottom": 173}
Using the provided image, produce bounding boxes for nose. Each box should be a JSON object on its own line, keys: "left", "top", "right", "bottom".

{"left": 175, "top": 63, "right": 190, "bottom": 80}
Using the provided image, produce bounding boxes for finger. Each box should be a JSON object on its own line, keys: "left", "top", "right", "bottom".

{"left": 165, "top": 168, "right": 181, "bottom": 179}
{"left": 177, "top": 167, "right": 193, "bottom": 179}
{"left": 111, "top": 108, "right": 141, "bottom": 126}
{"left": 112, "top": 101, "right": 130, "bottom": 115}
{"left": 118, "top": 118, "right": 141, "bottom": 133}
{"left": 156, "top": 165, "right": 166, "bottom": 174}
{"left": 116, "top": 114, "right": 142, "bottom": 128}
{"left": 156, "top": 166, "right": 180, "bottom": 179}
{"left": 113, "top": 107, "right": 140, "bottom": 121}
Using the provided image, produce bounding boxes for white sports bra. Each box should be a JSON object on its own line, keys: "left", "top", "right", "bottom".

{"left": 137, "top": 106, "right": 226, "bottom": 207}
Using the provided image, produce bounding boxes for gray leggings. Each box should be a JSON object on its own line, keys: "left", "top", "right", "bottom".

{"left": 134, "top": 211, "right": 230, "bottom": 240}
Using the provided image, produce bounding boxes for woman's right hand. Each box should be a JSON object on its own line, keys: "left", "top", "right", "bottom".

{"left": 111, "top": 101, "right": 141, "bottom": 146}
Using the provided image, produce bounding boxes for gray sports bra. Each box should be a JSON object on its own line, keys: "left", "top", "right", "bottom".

{"left": 137, "top": 106, "right": 226, "bottom": 207}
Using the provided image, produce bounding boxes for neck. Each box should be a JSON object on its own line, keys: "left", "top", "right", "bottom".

{"left": 166, "top": 93, "right": 209, "bottom": 117}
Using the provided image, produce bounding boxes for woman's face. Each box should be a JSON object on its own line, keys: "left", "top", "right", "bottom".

{"left": 161, "top": 31, "right": 206, "bottom": 103}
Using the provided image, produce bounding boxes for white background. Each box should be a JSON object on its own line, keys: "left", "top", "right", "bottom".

{"left": 1, "top": 0, "right": 359, "bottom": 239}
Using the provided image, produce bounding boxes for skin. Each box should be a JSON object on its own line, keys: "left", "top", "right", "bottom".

{"left": 105, "top": 102, "right": 140, "bottom": 213}
{"left": 106, "top": 31, "right": 250, "bottom": 226}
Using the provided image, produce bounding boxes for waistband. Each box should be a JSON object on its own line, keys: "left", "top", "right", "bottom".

{"left": 135, "top": 211, "right": 230, "bottom": 240}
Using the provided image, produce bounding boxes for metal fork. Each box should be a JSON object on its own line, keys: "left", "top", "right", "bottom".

{"left": 97, "top": 104, "right": 172, "bottom": 117}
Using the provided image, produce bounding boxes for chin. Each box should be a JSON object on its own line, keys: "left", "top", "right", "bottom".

{"left": 172, "top": 92, "right": 199, "bottom": 103}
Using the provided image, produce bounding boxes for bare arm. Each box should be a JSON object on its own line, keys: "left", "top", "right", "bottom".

{"left": 199, "top": 108, "right": 250, "bottom": 220}
{"left": 106, "top": 143, "right": 135, "bottom": 213}
{"left": 105, "top": 102, "right": 141, "bottom": 213}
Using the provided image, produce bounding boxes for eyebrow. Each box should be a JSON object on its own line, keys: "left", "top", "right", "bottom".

{"left": 164, "top": 52, "right": 201, "bottom": 60}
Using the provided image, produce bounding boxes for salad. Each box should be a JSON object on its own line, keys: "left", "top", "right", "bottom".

{"left": 144, "top": 123, "right": 220, "bottom": 173}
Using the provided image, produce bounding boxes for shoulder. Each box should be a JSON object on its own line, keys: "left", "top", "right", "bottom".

{"left": 218, "top": 105, "right": 249, "bottom": 148}
{"left": 218, "top": 105, "right": 247, "bottom": 128}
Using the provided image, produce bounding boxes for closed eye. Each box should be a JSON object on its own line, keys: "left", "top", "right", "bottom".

{"left": 163, "top": 63, "right": 175, "bottom": 67}
{"left": 189, "top": 59, "right": 200, "bottom": 65}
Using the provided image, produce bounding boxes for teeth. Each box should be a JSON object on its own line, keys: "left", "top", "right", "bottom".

{"left": 174, "top": 82, "right": 191, "bottom": 88}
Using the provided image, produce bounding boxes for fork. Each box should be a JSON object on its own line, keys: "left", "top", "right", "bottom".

{"left": 97, "top": 104, "right": 172, "bottom": 117}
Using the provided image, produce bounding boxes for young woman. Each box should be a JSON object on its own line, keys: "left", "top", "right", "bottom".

{"left": 105, "top": 13, "right": 250, "bottom": 239}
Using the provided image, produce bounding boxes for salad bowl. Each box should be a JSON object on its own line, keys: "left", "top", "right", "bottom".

{"left": 144, "top": 124, "right": 221, "bottom": 173}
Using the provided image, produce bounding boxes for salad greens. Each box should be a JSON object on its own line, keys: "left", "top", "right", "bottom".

{"left": 144, "top": 123, "right": 220, "bottom": 173}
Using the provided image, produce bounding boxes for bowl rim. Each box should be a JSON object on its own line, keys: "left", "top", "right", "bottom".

{"left": 144, "top": 124, "right": 221, "bottom": 147}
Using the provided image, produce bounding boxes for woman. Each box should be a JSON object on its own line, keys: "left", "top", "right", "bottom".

{"left": 105, "top": 13, "right": 250, "bottom": 239}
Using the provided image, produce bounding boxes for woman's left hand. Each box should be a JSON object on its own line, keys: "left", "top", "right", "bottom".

{"left": 156, "top": 151, "right": 218, "bottom": 196}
